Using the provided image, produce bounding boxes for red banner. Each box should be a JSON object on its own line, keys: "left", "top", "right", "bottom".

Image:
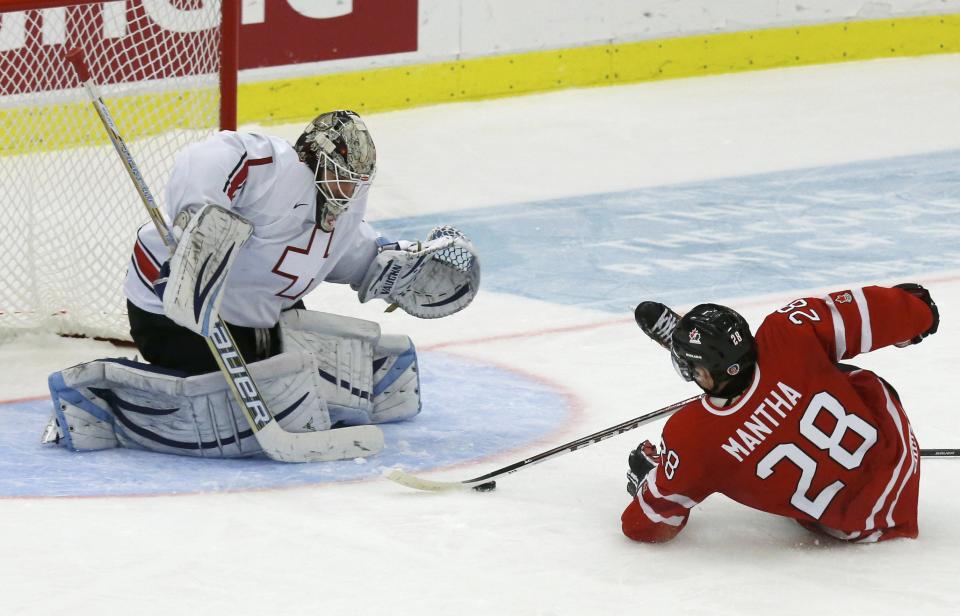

{"left": 240, "top": 0, "right": 418, "bottom": 69}
{"left": 0, "top": 1, "right": 222, "bottom": 96}
{"left": 0, "top": 1, "right": 419, "bottom": 96}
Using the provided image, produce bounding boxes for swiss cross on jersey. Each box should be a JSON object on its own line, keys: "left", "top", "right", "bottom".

{"left": 272, "top": 227, "right": 336, "bottom": 300}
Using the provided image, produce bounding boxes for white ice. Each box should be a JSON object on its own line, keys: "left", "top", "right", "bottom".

{"left": 2, "top": 54, "right": 960, "bottom": 614}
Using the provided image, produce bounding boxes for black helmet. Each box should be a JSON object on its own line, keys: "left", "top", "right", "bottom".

{"left": 670, "top": 303, "right": 756, "bottom": 397}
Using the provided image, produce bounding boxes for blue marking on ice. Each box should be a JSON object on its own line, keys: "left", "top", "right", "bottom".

{"left": 0, "top": 353, "right": 569, "bottom": 497}
{"left": 375, "top": 149, "right": 960, "bottom": 312}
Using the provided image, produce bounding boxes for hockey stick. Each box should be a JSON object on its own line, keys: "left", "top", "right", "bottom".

{"left": 65, "top": 49, "right": 383, "bottom": 463}
{"left": 386, "top": 395, "right": 700, "bottom": 492}
{"left": 920, "top": 448, "right": 960, "bottom": 457}
{"left": 387, "top": 397, "right": 960, "bottom": 491}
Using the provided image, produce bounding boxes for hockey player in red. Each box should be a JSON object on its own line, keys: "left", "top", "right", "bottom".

{"left": 622, "top": 284, "right": 939, "bottom": 543}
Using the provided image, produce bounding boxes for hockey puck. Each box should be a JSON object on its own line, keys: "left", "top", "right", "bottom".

{"left": 472, "top": 481, "right": 497, "bottom": 492}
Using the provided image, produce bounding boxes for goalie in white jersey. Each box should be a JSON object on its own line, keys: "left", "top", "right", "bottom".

{"left": 43, "top": 111, "right": 481, "bottom": 458}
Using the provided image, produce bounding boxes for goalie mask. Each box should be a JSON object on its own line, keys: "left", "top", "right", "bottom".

{"left": 670, "top": 303, "right": 756, "bottom": 398}
{"left": 294, "top": 110, "right": 377, "bottom": 231}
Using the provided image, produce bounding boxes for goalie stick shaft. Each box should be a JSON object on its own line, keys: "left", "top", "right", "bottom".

{"left": 65, "top": 48, "right": 383, "bottom": 463}
{"left": 388, "top": 398, "right": 960, "bottom": 491}
{"left": 387, "top": 395, "right": 700, "bottom": 491}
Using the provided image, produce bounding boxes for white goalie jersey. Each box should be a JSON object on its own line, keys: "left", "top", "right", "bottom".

{"left": 124, "top": 131, "right": 380, "bottom": 328}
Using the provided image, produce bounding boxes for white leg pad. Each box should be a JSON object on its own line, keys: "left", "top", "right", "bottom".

{"left": 43, "top": 393, "right": 119, "bottom": 452}
{"left": 46, "top": 352, "right": 331, "bottom": 458}
{"left": 280, "top": 309, "right": 421, "bottom": 425}
{"left": 280, "top": 310, "right": 377, "bottom": 426}
{"left": 372, "top": 334, "right": 421, "bottom": 423}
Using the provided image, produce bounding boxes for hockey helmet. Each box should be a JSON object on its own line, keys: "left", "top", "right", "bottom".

{"left": 294, "top": 110, "right": 376, "bottom": 229}
{"left": 670, "top": 303, "right": 756, "bottom": 396}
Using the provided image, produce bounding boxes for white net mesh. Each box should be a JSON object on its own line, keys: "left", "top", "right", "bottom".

{"left": 0, "top": 0, "right": 225, "bottom": 341}
{"left": 428, "top": 225, "right": 476, "bottom": 272}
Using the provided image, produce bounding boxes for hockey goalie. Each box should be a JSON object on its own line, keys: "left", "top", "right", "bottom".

{"left": 42, "top": 110, "right": 481, "bottom": 459}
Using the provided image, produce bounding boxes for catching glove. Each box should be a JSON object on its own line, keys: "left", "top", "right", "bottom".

{"left": 356, "top": 226, "right": 480, "bottom": 319}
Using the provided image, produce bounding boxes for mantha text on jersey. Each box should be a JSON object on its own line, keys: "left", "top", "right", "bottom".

{"left": 721, "top": 382, "right": 802, "bottom": 462}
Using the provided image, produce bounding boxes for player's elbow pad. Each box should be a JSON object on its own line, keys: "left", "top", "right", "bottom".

{"left": 893, "top": 283, "right": 939, "bottom": 345}
{"left": 621, "top": 499, "right": 688, "bottom": 543}
{"left": 621, "top": 516, "right": 686, "bottom": 543}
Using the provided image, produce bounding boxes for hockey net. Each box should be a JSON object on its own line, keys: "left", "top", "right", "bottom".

{"left": 0, "top": 0, "right": 237, "bottom": 341}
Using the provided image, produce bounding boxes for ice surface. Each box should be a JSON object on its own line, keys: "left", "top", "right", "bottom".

{"left": 1, "top": 55, "right": 959, "bottom": 614}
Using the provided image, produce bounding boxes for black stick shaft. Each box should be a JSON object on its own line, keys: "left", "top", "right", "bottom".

{"left": 461, "top": 395, "right": 700, "bottom": 485}
{"left": 920, "top": 448, "right": 960, "bottom": 457}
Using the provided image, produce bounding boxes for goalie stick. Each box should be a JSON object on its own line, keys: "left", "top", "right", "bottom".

{"left": 387, "top": 397, "right": 959, "bottom": 492}
{"left": 65, "top": 49, "right": 383, "bottom": 463}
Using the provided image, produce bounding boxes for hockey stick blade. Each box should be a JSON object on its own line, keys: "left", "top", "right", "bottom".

{"left": 385, "top": 469, "right": 466, "bottom": 491}
{"left": 259, "top": 423, "right": 384, "bottom": 463}
{"left": 385, "top": 469, "right": 493, "bottom": 492}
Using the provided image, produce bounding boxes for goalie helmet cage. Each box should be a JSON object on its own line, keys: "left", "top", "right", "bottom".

{"left": 0, "top": 0, "right": 239, "bottom": 341}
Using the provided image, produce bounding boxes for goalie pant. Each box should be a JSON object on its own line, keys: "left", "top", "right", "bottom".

{"left": 45, "top": 310, "right": 420, "bottom": 458}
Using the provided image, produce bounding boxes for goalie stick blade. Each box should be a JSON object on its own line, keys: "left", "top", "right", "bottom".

{"left": 386, "top": 469, "right": 479, "bottom": 492}
{"left": 257, "top": 423, "right": 384, "bottom": 463}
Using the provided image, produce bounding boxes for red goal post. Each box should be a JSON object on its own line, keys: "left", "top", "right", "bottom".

{"left": 0, "top": 0, "right": 239, "bottom": 341}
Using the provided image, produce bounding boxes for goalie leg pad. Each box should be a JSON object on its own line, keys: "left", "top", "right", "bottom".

{"left": 46, "top": 372, "right": 120, "bottom": 451}
{"left": 163, "top": 204, "right": 253, "bottom": 336}
{"left": 372, "top": 334, "right": 421, "bottom": 423}
{"left": 45, "top": 352, "right": 331, "bottom": 458}
{"left": 280, "top": 310, "right": 378, "bottom": 426}
{"left": 279, "top": 309, "right": 421, "bottom": 424}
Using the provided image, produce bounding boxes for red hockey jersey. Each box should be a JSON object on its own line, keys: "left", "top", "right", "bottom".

{"left": 622, "top": 286, "right": 933, "bottom": 543}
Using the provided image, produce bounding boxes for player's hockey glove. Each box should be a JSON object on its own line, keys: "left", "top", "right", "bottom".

{"left": 626, "top": 439, "right": 660, "bottom": 497}
{"left": 634, "top": 301, "right": 681, "bottom": 349}
{"left": 893, "top": 283, "right": 939, "bottom": 346}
